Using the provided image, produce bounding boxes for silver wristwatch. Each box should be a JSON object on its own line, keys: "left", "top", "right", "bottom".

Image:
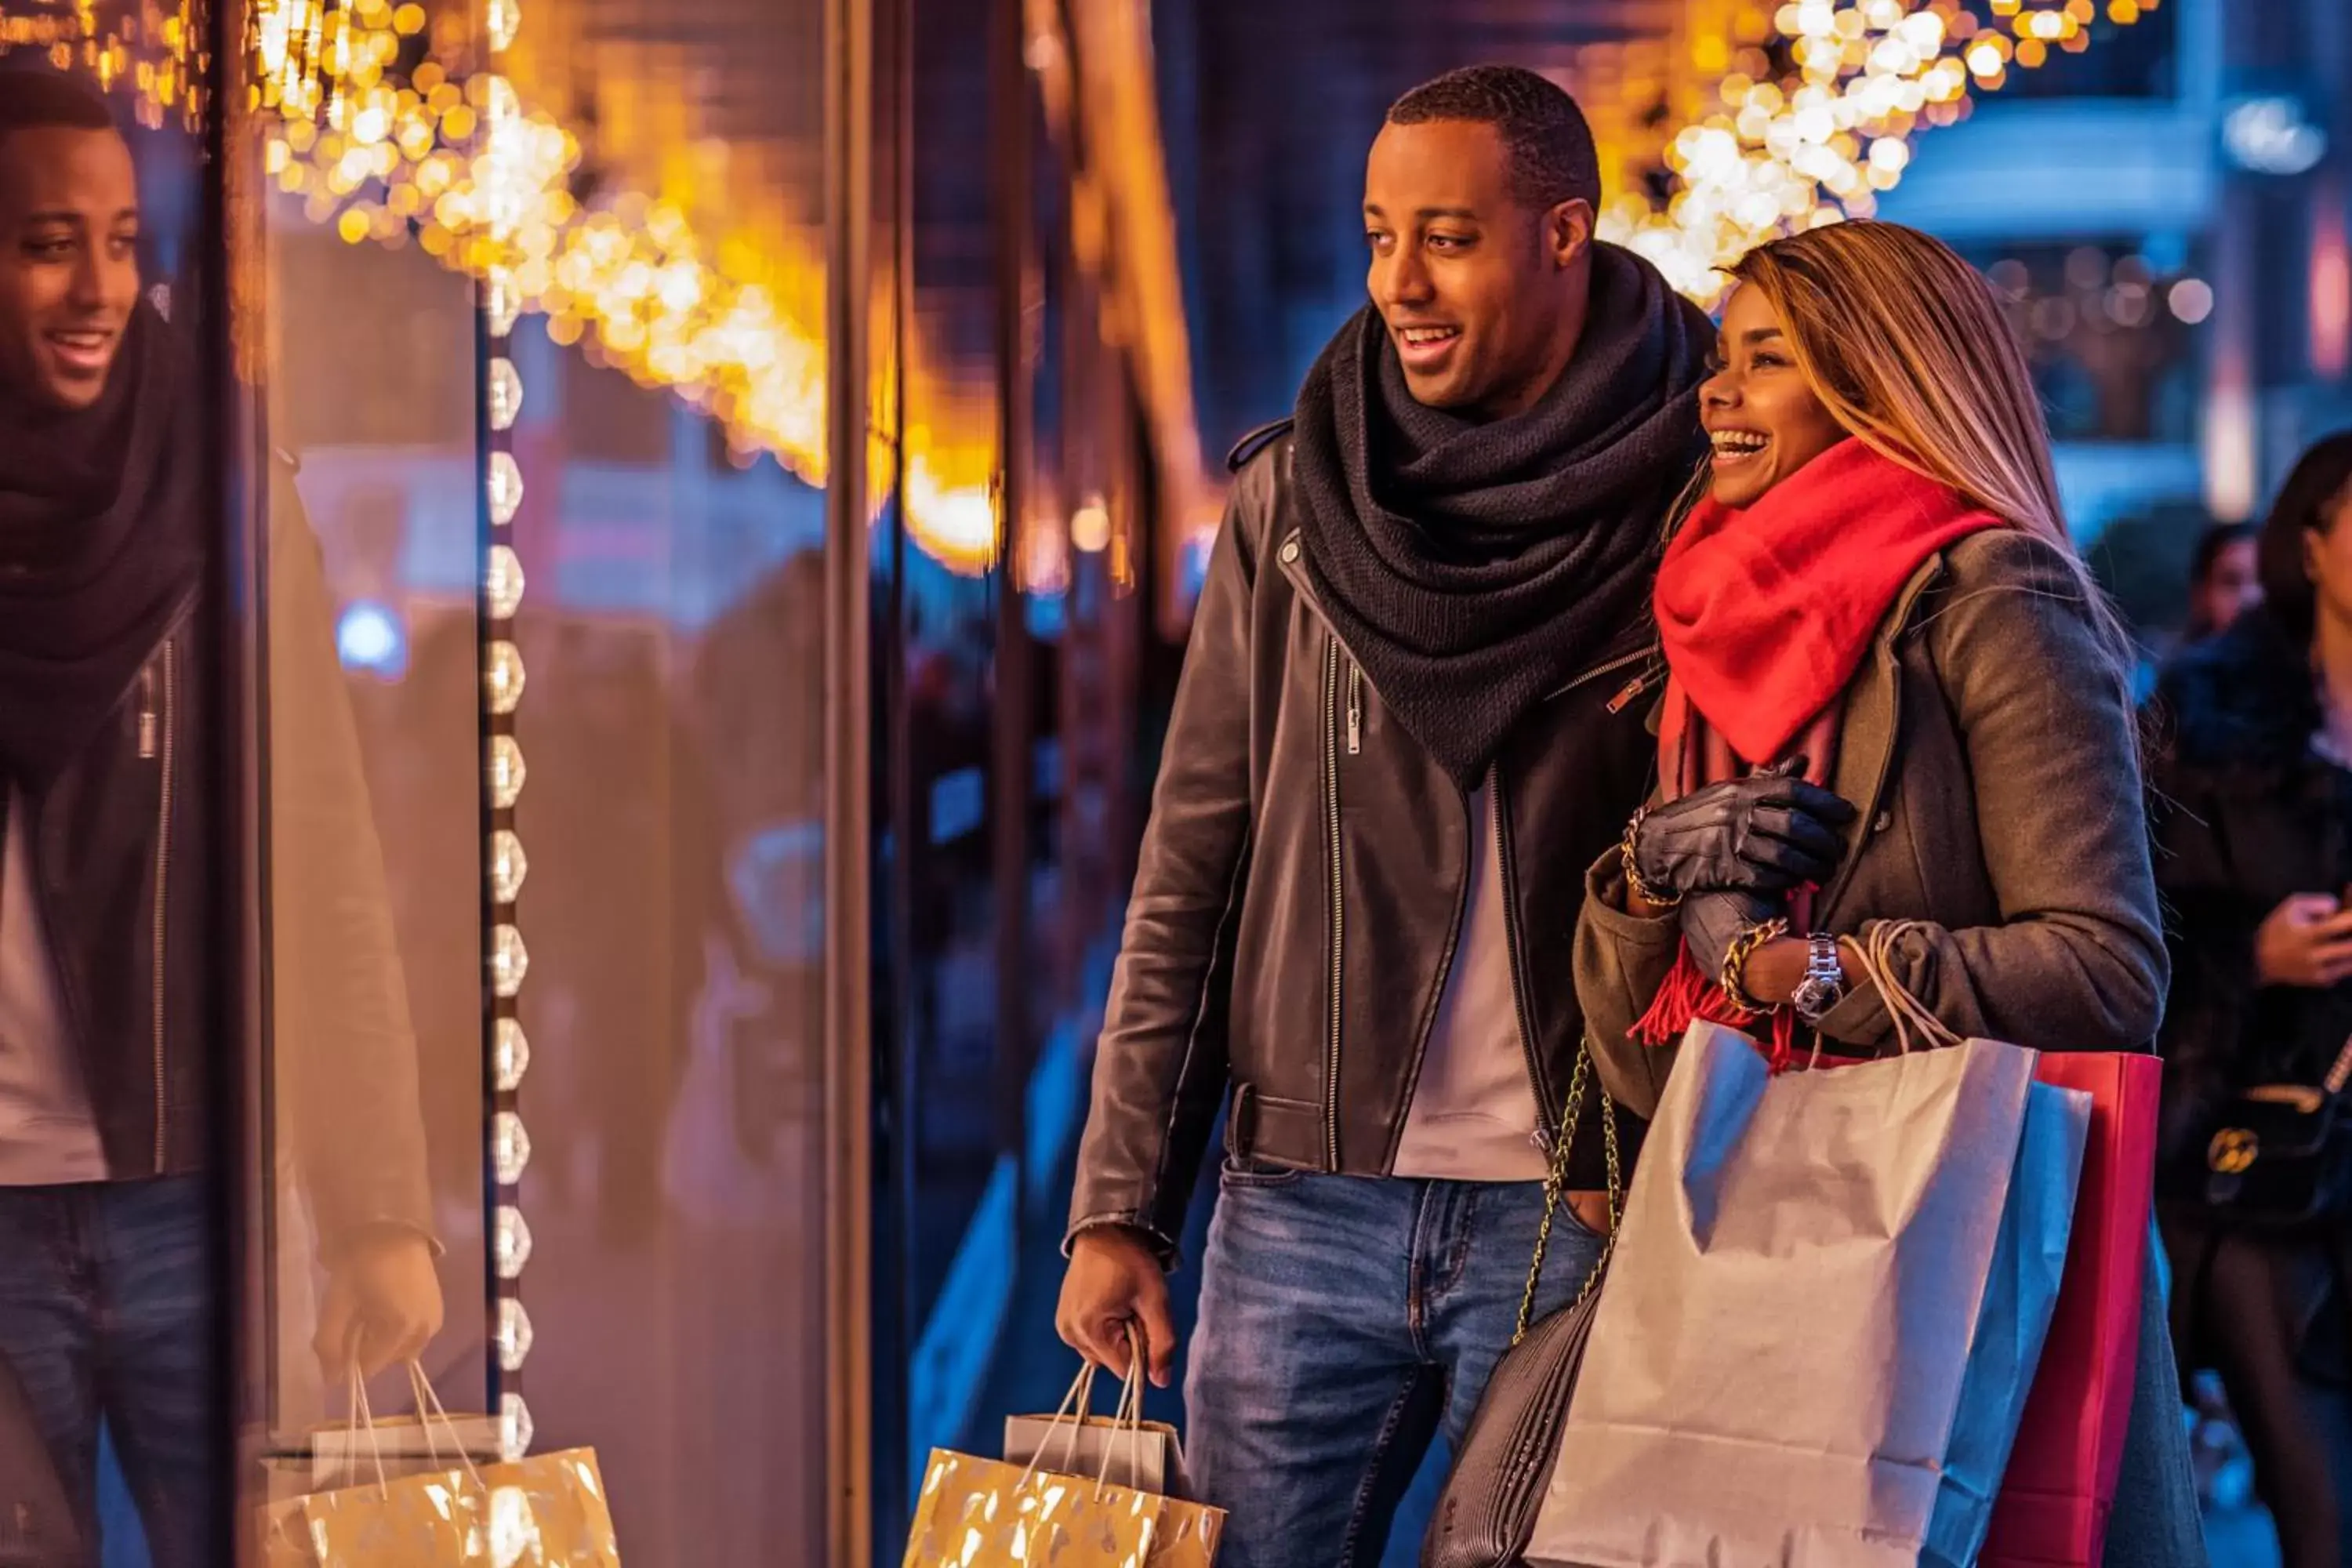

{"left": 1790, "top": 931, "right": 1846, "bottom": 1025}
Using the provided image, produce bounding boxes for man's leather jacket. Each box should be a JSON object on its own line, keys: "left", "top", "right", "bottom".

{"left": 1069, "top": 424, "right": 1660, "bottom": 1258}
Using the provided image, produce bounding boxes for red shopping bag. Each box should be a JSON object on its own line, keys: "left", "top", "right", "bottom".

{"left": 1980, "top": 1052, "right": 2161, "bottom": 1566}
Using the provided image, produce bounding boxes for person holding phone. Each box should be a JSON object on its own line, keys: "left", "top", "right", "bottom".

{"left": 2154, "top": 430, "right": 2352, "bottom": 1568}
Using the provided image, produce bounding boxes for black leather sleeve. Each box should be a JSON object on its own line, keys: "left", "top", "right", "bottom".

{"left": 1065, "top": 479, "right": 1261, "bottom": 1263}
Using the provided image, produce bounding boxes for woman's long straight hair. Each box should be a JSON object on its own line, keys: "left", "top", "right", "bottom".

{"left": 1724, "top": 221, "right": 2141, "bottom": 691}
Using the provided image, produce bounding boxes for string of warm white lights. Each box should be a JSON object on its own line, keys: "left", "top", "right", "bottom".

{"left": 474, "top": 4, "right": 535, "bottom": 1465}
{"left": 0, "top": 2, "right": 206, "bottom": 126}
{"left": 238, "top": 0, "right": 1003, "bottom": 567}
{"left": 1603, "top": 0, "right": 2159, "bottom": 303}
{"left": 20, "top": 0, "right": 2161, "bottom": 569}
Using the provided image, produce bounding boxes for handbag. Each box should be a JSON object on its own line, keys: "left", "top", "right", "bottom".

{"left": 2193, "top": 1033, "right": 2352, "bottom": 1229}
{"left": 1421, "top": 1045, "right": 1621, "bottom": 1568}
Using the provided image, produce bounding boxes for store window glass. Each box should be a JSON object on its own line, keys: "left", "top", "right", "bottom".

{"left": 0, "top": 28, "right": 229, "bottom": 1568}
{"left": 872, "top": 0, "right": 1019, "bottom": 1537}
{"left": 474, "top": 1, "right": 833, "bottom": 1563}
{"left": 220, "top": 0, "right": 834, "bottom": 1558}
{"left": 241, "top": 21, "right": 486, "bottom": 1503}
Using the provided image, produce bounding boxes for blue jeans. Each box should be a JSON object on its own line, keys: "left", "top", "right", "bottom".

{"left": 0, "top": 1178, "right": 218, "bottom": 1568}
{"left": 1186, "top": 1163, "right": 1606, "bottom": 1568}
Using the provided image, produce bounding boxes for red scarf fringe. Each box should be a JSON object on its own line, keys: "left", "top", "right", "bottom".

{"left": 1632, "top": 945, "right": 1799, "bottom": 1069}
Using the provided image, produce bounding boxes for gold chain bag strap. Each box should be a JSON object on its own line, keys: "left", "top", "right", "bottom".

{"left": 1514, "top": 1045, "right": 1623, "bottom": 1343}
{"left": 1428, "top": 1042, "right": 1624, "bottom": 1568}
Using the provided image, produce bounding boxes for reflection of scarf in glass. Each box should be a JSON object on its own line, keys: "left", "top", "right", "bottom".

{"left": 0, "top": 303, "right": 202, "bottom": 786}
{"left": 1290, "top": 241, "right": 1712, "bottom": 790}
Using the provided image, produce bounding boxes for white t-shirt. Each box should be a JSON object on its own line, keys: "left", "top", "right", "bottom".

{"left": 1391, "top": 786, "right": 1549, "bottom": 1182}
{"left": 0, "top": 789, "right": 107, "bottom": 1185}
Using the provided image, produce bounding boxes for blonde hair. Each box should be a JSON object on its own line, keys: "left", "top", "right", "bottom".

{"left": 1726, "top": 220, "right": 2139, "bottom": 682}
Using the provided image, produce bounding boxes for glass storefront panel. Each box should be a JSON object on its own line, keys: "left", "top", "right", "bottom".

{"left": 0, "top": 21, "right": 230, "bottom": 1565}
{"left": 246, "top": 51, "right": 488, "bottom": 1463}
{"left": 467, "top": 2, "right": 836, "bottom": 1562}
{"left": 880, "top": 0, "right": 1015, "bottom": 1530}
{"left": 5, "top": 1, "right": 1185, "bottom": 1559}
{"left": 223, "top": 0, "right": 837, "bottom": 1559}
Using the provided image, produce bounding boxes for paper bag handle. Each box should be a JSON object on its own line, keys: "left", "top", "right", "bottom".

{"left": 1014, "top": 1360, "right": 1100, "bottom": 1493}
{"left": 1830, "top": 920, "right": 1962, "bottom": 1062}
{"left": 343, "top": 1356, "right": 390, "bottom": 1496}
{"left": 1013, "top": 1333, "right": 1156, "bottom": 1500}
{"left": 1091, "top": 1325, "right": 1150, "bottom": 1500}
{"left": 405, "top": 1361, "right": 487, "bottom": 1494}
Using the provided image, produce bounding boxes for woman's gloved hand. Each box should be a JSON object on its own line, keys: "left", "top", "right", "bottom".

{"left": 1680, "top": 888, "right": 1785, "bottom": 989}
{"left": 1629, "top": 757, "right": 1858, "bottom": 900}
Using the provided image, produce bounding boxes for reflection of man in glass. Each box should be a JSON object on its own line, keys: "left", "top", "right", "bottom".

{"left": 0, "top": 71, "right": 442, "bottom": 1560}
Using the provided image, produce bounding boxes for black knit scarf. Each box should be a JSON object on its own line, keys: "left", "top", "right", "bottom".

{"left": 1291, "top": 241, "right": 1712, "bottom": 789}
{"left": 0, "top": 302, "right": 202, "bottom": 788}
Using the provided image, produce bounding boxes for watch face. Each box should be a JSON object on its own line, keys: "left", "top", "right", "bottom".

{"left": 1793, "top": 975, "right": 1840, "bottom": 1019}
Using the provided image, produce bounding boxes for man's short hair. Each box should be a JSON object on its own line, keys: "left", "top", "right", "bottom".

{"left": 1386, "top": 65, "right": 1601, "bottom": 214}
{"left": 0, "top": 67, "right": 119, "bottom": 151}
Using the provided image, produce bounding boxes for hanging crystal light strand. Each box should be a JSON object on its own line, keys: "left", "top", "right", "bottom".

{"left": 474, "top": 0, "right": 534, "bottom": 1466}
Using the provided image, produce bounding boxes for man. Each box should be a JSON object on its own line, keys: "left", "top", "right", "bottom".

{"left": 1058, "top": 66, "right": 1712, "bottom": 1563}
{"left": 0, "top": 70, "right": 441, "bottom": 1563}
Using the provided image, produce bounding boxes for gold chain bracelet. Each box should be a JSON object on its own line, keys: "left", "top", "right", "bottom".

{"left": 1719, "top": 916, "right": 1791, "bottom": 1014}
{"left": 1620, "top": 807, "right": 1683, "bottom": 908}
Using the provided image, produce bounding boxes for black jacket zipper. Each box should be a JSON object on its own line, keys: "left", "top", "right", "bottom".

{"left": 149, "top": 638, "right": 176, "bottom": 1171}
{"left": 1321, "top": 633, "right": 1345, "bottom": 1167}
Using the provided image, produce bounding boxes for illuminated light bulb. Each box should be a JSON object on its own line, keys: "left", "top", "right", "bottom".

{"left": 485, "top": 641, "right": 525, "bottom": 715}
{"left": 1070, "top": 500, "right": 1111, "bottom": 554}
{"left": 486, "top": 543, "right": 526, "bottom": 620}
{"left": 488, "top": 356, "right": 523, "bottom": 430}
{"left": 492, "top": 1109, "right": 532, "bottom": 1184}
{"left": 495, "top": 1205, "right": 535, "bottom": 1278}
{"left": 2169, "top": 278, "right": 2215, "bottom": 325}
{"left": 487, "top": 452, "right": 524, "bottom": 526}
{"left": 489, "top": 735, "right": 528, "bottom": 810}
{"left": 497, "top": 1298, "right": 534, "bottom": 1372}
{"left": 490, "top": 829, "right": 528, "bottom": 904}
{"left": 485, "top": 0, "right": 519, "bottom": 53}
{"left": 494, "top": 1018, "right": 531, "bottom": 1094}
{"left": 491, "top": 924, "right": 530, "bottom": 999}
{"left": 500, "top": 1394, "right": 533, "bottom": 1463}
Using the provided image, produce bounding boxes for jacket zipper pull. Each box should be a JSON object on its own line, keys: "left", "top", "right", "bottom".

{"left": 1605, "top": 669, "right": 1657, "bottom": 715}
{"left": 1346, "top": 662, "right": 1363, "bottom": 755}
{"left": 138, "top": 666, "right": 158, "bottom": 759}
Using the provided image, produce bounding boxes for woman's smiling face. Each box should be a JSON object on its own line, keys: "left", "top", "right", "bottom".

{"left": 1697, "top": 282, "right": 1853, "bottom": 508}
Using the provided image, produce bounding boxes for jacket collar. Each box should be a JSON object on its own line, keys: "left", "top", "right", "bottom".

{"left": 1817, "top": 550, "right": 1948, "bottom": 916}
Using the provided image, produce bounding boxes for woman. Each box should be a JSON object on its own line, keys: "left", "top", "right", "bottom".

{"left": 2153, "top": 430, "right": 2352, "bottom": 1568}
{"left": 2184, "top": 520, "right": 2264, "bottom": 646}
{"left": 1572, "top": 220, "right": 2206, "bottom": 1563}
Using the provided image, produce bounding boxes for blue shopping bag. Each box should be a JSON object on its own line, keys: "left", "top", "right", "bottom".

{"left": 1922, "top": 1076, "right": 2090, "bottom": 1568}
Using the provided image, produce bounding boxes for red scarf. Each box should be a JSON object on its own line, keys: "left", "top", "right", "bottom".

{"left": 1632, "top": 439, "right": 2003, "bottom": 1059}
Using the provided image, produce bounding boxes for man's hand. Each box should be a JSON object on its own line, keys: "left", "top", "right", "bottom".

{"left": 1056, "top": 1227, "right": 1178, "bottom": 1388}
{"left": 316, "top": 1229, "right": 445, "bottom": 1382}
{"left": 2255, "top": 893, "right": 2352, "bottom": 989}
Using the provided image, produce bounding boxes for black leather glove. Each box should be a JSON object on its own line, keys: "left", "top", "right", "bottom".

{"left": 1630, "top": 757, "right": 1859, "bottom": 899}
{"left": 1680, "top": 888, "right": 1785, "bottom": 991}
